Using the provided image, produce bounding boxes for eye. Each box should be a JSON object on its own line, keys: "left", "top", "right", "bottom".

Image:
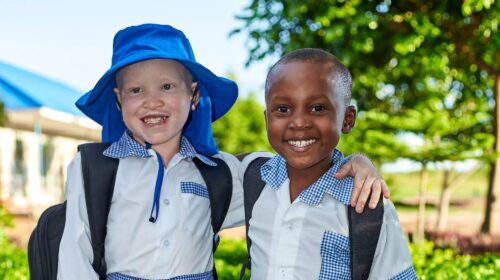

{"left": 275, "top": 105, "right": 290, "bottom": 113}
{"left": 129, "top": 87, "right": 142, "bottom": 95}
{"left": 162, "top": 83, "right": 173, "bottom": 91}
{"left": 311, "top": 105, "right": 326, "bottom": 112}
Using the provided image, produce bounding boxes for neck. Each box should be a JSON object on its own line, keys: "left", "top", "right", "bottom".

{"left": 139, "top": 136, "right": 182, "bottom": 167}
{"left": 287, "top": 153, "right": 333, "bottom": 202}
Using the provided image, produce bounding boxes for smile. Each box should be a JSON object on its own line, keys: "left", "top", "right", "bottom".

{"left": 142, "top": 116, "right": 168, "bottom": 124}
{"left": 288, "top": 139, "right": 316, "bottom": 148}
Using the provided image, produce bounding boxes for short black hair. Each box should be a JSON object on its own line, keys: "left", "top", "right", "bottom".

{"left": 265, "top": 48, "right": 352, "bottom": 102}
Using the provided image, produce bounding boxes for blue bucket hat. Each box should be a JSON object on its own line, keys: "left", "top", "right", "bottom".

{"left": 76, "top": 24, "right": 238, "bottom": 156}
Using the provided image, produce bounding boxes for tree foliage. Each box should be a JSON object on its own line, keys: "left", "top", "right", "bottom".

{"left": 213, "top": 93, "right": 272, "bottom": 154}
{"left": 233, "top": 0, "right": 498, "bottom": 164}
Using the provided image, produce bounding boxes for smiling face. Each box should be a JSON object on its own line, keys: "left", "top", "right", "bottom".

{"left": 114, "top": 59, "right": 197, "bottom": 152}
{"left": 265, "top": 61, "right": 356, "bottom": 173}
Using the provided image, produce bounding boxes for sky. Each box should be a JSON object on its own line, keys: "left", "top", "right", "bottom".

{"left": 0, "top": 0, "right": 273, "bottom": 100}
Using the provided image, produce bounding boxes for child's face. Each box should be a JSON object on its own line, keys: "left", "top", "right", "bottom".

{"left": 114, "top": 59, "right": 197, "bottom": 148}
{"left": 265, "top": 61, "right": 356, "bottom": 171}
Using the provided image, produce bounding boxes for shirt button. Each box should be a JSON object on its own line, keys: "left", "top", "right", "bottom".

{"left": 163, "top": 199, "right": 170, "bottom": 205}
{"left": 287, "top": 223, "right": 294, "bottom": 230}
{"left": 162, "top": 240, "right": 170, "bottom": 247}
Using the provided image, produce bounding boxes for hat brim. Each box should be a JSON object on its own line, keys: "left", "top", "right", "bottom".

{"left": 76, "top": 52, "right": 238, "bottom": 156}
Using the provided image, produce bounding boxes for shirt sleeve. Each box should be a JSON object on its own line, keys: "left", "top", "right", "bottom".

{"left": 368, "top": 199, "right": 418, "bottom": 280}
{"left": 57, "top": 153, "right": 99, "bottom": 279}
{"left": 218, "top": 151, "right": 274, "bottom": 230}
{"left": 214, "top": 151, "right": 245, "bottom": 230}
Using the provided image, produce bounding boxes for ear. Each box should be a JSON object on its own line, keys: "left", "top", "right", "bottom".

{"left": 113, "top": 87, "right": 122, "bottom": 111}
{"left": 264, "top": 110, "right": 268, "bottom": 131}
{"left": 341, "top": 105, "right": 356, "bottom": 133}
{"left": 191, "top": 82, "right": 200, "bottom": 107}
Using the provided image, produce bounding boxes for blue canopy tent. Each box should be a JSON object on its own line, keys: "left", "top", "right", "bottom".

{"left": 0, "top": 61, "right": 100, "bottom": 140}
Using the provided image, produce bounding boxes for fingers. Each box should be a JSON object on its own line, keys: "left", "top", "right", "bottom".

{"left": 350, "top": 173, "right": 365, "bottom": 207}
{"left": 355, "top": 176, "right": 377, "bottom": 213}
{"left": 335, "top": 161, "right": 352, "bottom": 179}
{"left": 381, "top": 179, "right": 390, "bottom": 198}
{"left": 368, "top": 180, "right": 382, "bottom": 209}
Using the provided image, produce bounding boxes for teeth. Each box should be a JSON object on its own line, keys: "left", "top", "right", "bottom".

{"left": 143, "top": 116, "right": 166, "bottom": 124}
{"left": 288, "top": 139, "right": 316, "bottom": 148}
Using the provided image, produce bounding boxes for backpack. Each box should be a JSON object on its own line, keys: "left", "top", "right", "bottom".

{"left": 240, "top": 157, "right": 384, "bottom": 280}
{"left": 28, "top": 143, "right": 233, "bottom": 280}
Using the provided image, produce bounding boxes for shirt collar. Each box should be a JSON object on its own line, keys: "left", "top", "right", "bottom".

{"left": 261, "top": 149, "right": 353, "bottom": 206}
{"left": 104, "top": 131, "right": 216, "bottom": 166}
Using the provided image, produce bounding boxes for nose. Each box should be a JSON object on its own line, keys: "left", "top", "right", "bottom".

{"left": 289, "top": 110, "right": 311, "bottom": 130}
{"left": 143, "top": 91, "right": 165, "bottom": 109}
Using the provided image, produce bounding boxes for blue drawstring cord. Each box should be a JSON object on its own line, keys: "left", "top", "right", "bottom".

{"left": 145, "top": 143, "right": 164, "bottom": 223}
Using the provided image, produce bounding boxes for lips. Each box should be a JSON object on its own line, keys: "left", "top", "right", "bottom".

{"left": 287, "top": 138, "right": 317, "bottom": 148}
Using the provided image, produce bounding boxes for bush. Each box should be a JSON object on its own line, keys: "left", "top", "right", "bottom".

{"left": 0, "top": 205, "right": 29, "bottom": 279}
{"left": 411, "top": 241, "right": 500, "bottom": 279}
{"left": 214, "top": 238, "right": 249, "bottom": 279}
{"left": 215, "top": 238, "right": 500, "bottom": 279}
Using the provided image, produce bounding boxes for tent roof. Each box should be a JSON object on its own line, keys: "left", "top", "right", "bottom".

{"left": 0, "top": 61, "right": 84, "bottom": 116}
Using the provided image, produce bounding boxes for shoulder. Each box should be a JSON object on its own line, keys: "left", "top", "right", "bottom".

{"left": 238, "top": 152, "right": 274, "bottom": 178}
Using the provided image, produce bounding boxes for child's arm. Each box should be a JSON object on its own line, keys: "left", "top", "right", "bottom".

{"left": 335, "top": 154, "right": 389, "bottom": 213}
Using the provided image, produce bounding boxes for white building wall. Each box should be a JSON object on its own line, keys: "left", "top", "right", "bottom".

{"left": 0, "top": 127, "right": 87, "bottom": 213}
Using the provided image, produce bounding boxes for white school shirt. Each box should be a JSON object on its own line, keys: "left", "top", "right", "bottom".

{"left": 240, "top": 151, "right": 417, "bottom": 280}
{"left": 57, "top": 133, "right": 244, "bottom": 280}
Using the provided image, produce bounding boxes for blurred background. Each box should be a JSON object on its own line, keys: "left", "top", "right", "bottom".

{"left": 0, "top": 0, "right": 499, "bottom": 279}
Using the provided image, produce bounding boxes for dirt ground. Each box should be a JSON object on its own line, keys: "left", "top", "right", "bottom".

{"left": 6, "top": 203, "right": 499, "bottom": 249}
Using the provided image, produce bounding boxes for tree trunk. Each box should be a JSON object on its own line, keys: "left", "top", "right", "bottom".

{"left": 436, "top": 164, "right": 482, "bottom": 231}
{"left": 482, "top": 74, "right": 500, "bottom": 234}
{"left": 416, "top": 163, "right": 429, "bottom": 244}
{"left": 436, "top": 169, "right": 451, "bottom": 231}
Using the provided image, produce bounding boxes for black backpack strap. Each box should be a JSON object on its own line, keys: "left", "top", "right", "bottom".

{"left": 78, "top": 143, "right": 119, "bottom": 279}
{"left": 193, "top": 156, "right": 232, "bottom": 280}
{"left": 240, "top": 157, "right": 269, "bottom": 280}
{"left": 348, "top": 193, "right": 384, "bottom": 280}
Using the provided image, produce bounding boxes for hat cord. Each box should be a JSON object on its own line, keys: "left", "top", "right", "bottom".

{"left": 146, "top": 142, "right": 164, "bottom": 223}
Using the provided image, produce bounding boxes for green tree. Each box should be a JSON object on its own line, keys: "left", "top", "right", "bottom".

{"left": 233, "top": 0, "right": 499, "bottom": 235}
{"left": 213, "top": 93, "right": 272, "bottom": 154}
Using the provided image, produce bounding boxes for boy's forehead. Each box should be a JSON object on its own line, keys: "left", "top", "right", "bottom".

{"left": 266, "top": 61, "right": 338, "bottom": 98}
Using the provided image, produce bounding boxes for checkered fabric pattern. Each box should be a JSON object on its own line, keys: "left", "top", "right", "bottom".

{"left": 107, "top": 271, "right": 213, "bottom": 280}
{"left": 260, "top": 149, "right": 354, "bottom": 206}
{"left": 389, "top": 265, "right": 418, "bottom": 280}
{"left": 318, "top": 231, "right": 351, "bottom": 280}
{"left": 104, "top": 131, "right": 151, "bottom": 158}
{"left": 104, "top": 131, "right": 216, "bottom": 166}
{"left": 180, "top": 182, "right": 209, "bottom": 198}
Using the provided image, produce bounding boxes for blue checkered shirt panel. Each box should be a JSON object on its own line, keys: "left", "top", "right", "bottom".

{"left": 181, "top": 182, "right": 209, "bottom": 199}
{"left": 107, "top": 271, "right": 213, "bottom": 280}
{"left": 319, "top": 231, "right": 351, "bottom": 280}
